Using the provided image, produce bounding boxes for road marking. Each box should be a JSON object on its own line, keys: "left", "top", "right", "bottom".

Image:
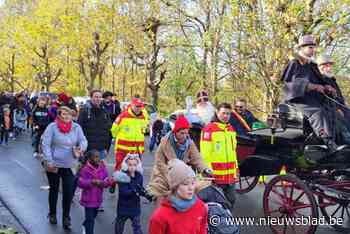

{"left": 11, "top": 159, "right": 34, "bottom": 176}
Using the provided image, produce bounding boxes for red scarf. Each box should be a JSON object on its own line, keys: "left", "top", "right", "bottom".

{"left": 55, "top": 118, "right": 72, "bottom": 134}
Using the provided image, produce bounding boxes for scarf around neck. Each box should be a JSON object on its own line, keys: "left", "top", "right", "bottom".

{"left": 169, "top": 133, "right": 190, "bottom": 160}
{"left": 170, "top": 195, "right": 197, "bottom": 212}
{"left": 298, "top": 51, "right": 315, "bottom": 64}
{"left": 55, "top": 118, "right": 72, "bottom": 134}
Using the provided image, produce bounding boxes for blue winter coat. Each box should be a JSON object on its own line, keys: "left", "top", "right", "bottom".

{"left": 117, "top": 171, "right": 143, "bottom": 217}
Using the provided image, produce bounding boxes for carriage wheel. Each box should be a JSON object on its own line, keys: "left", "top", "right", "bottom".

{"left": 236, "top": 174, "right": 259, "bottom": 194}
{"left": 318, "top": 170, "right": 350, "bottom": 232}
{"left": 263, "top": 174, "right": 318, "bottom": 234}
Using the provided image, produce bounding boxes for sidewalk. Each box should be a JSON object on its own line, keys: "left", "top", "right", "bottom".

{"left": 0, "top": 198, "right": 26, "bottom": 234}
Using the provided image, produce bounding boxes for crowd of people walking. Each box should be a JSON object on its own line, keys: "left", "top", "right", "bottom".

{"left": 0, "top": 86, "right": 258, "bottom": 234}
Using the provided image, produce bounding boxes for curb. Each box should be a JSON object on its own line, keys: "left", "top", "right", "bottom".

{"left": 0, "top": 197, "right": 29, "bottom": 234}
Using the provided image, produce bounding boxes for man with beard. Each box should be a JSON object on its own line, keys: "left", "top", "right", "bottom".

{"left": 281, "top": 35, "right": 349, "bottom": 151}
{"left": 317, "top": 54, "right": 350, "bottom": 141}
{"left": 196, "top": 90, "right": 216, "bottom": 125}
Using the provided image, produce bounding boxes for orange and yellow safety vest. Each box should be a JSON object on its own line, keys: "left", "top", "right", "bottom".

{"left": 111, "top": 108, "right": 148, "bottom": 154}
{"left": 200, "top": 122, "right": 238, "bottom": 184}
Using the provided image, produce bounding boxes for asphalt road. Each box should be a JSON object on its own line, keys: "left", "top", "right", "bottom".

{"left": 0, "top": 132, "right": 341, "bottom": 234}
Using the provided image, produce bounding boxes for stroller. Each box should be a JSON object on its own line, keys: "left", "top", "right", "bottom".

{"left": 13, "top": 108, "right": 28, "bottom": 137}
{"left": 197, "top": 182, "right": 240, "bottom": 234}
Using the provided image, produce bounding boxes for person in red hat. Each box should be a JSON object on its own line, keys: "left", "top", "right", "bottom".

{"left": 58, "top": 93, "right": 70, "bottom": 106}
{"left": 58, "top": 92, "right": 77, "bottom": 114}
{"left": 147, "top": 114, "right": 212, "bottom": 202}
{"left": 110, "top": 97, "right": 148, "bottom": 194}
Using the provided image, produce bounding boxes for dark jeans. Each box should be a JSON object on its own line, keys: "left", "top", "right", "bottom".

{"left": 218, "top": 183, "right": 236, "bottom": 209}
{"left": 46, "top": 168, "right": 75, "bottom": 218}
{"left": 149, "top": 134, "right": 157, "bottom": 151}
{"left": 1, "top": 129, "right": 9, "bottom": 143}
{"left": 115, "top": 215, "right": 142, "bottom": 234}
{"left": 33, "top": 129, "right": 44, "bottom": 153}
{"left": 149, "top": 132, "right": 162, "bottom": 151}
{"left": 83, "top": 207, "right": 98, "bottom": 234}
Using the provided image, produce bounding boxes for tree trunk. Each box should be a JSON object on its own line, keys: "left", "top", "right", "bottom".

{"left": 88, "top": 78, "right": 95, "bottom": 93}
{"left": 10, "top": 78, "right": 15, "bottom": 93}
{"left": 144, "top": 74, "right": 148, "bottom": 98}
{"left": 45, "top": 83, "right": 50, "bottom": 92}
{"left": 202, "top": 47, "right": 209, "bottom": 89}
{"left": 151, "top": 86, "right": 158, "bottom": 107}
{"left": 201, "top": 3, "right": 211, "bottom": 90}
{"left": 98, "top": 75, "right": 102, "bottom": 90}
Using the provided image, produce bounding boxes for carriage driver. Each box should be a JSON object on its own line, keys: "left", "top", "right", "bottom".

{"left": 317, "top": 54, "right": 350, "bottom": 137}
{"left": 281, "top": 35, "right": 350, "bottom": 153}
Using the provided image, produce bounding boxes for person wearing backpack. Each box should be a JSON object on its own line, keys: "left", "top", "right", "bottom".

{"left": 149, "top": 159, "right": 208, "bottom": 234}
{"left": 78, "top": 90, "right": 112, "bottom": 162}
{"left": 32, "top": 96, "right": 50, "bottom": 158}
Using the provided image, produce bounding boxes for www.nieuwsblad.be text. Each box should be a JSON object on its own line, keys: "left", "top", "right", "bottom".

{"left": 209, "top": 215, "right": 343, "bottom": 227}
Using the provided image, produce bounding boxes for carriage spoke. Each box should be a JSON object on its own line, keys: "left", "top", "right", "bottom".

{"left": 265, "top": 176, "right": 318, "bottom": 234}
{"left": 271, "top": 187, "right": 286, "bottom": 201}
{"left": 244, "top": 177, "right": 251, "bottom": 186}
{"left": 293, "top": 191, "right": 305, "bottom": 204}
{"left": 289, "top": 183, "right": 295, "bottom": 200}
{"left": 346, "top": 207, "right": 350, "bottom": 218}
{"left": 292, "top": 203, "right": 313, "bottom": 211}
{"left": 331, "top": 205, "right": 342, "bottom": 217}
{"left": 294, "top": 211, "right": 303, "bottom": 218}
{"left": 341, "top": 206, "right": 346, "bottom": 220}
{"left": 269, "top": 199, "right": 284, "bottom": 207}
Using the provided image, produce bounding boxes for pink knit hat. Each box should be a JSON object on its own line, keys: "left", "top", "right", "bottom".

{"left": 167, "top": 159, "right": 195, "bottom": 190}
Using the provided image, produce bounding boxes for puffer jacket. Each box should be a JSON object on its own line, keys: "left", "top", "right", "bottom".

{"left": 78, "top": 161, "right": 111, "bottom": 208}
{"left": 149, "top": 197, "right": 208, "bottom": 234}
{"left": 147, "top": 133, "right": 208, "bottom": 198}
{"left": 78, "top": 101, "right": 112, "bottom": 151}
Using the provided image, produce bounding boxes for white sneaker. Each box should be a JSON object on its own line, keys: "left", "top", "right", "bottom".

{"left": 82, "top": 226, "right": 86, "bottom": 234}
{"left": 33, "top": 152, "right": 38, "bottom": 158}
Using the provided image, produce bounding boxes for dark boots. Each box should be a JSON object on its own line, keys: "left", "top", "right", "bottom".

{"left": 48, "top": 214, "right": 57, "bottom": 225}
{"left": 48, "top": 214, "right": 71, "bottom": 230}
{"left": 63, "top": 216, "right": 71, "bottom": 230}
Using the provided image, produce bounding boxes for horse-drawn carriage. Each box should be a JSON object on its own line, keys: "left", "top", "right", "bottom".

{"left": 236, "top": 103, "right": 350, "bottom": 234}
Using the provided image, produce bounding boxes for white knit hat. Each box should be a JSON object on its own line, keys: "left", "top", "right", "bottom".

{"left": 120, "top": 153, "right": 143, "bottom": 174}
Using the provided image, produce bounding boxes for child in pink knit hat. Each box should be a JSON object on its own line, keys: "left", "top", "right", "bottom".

{"left": 149, "top": 159, "right": 208, "bottom": 234}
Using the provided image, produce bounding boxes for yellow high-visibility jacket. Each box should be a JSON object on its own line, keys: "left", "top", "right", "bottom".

{"left": 111, "top": 108, "right": 148, "bottom": 154}
{"left": 200, "top": 121, "right": 238, "bottom": 184}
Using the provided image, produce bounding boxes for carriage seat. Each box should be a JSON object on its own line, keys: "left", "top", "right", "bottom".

{"left": 277, "top": 103, "right": 305, "bottom": 129}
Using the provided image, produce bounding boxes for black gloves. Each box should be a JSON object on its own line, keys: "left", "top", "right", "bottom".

{"left": 135, "top": 184, "right": 155, "bottom": 202}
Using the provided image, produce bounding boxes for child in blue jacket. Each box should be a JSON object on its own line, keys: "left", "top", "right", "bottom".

{"left": 113, "top": 154, "right": 152, "bottom": 234}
